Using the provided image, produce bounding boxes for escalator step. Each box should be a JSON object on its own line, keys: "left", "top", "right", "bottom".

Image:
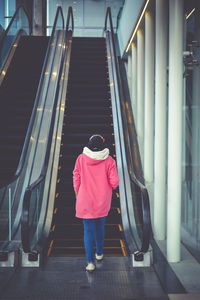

{"left": 52, "top": 239, "right": 122, "bottom": 248}
{"left": 64, "top": 123, "right": 113, "bottom": 133}
{"left": 52, "top": 224, "right": 122, "bottom": 239}
{"left": 62, "top": 133, "right": 114, "bottom": 144}
{"left": 50, "top": 247, "right": 123, "bottom": 256}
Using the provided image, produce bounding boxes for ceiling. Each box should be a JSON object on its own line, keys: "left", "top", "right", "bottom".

{"left": 47, "top": 0, "right": 124, "bottom": 36}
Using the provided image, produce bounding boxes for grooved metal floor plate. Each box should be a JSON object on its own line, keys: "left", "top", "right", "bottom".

{"left": 0, "top": 257, "right": 169, "bottom": 300}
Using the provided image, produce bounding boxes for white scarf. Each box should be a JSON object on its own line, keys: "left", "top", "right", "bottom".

{"left": 83, "top": 147, "right": 109, "bottom": 160}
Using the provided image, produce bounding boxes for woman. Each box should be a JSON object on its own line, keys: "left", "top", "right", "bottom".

{"left": 73, "top": 134, "right": 119, "bottom": 272}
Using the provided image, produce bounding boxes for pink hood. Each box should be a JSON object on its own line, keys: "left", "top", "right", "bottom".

{"left": 73, "top": 147, "right": 119, "bottom": 219}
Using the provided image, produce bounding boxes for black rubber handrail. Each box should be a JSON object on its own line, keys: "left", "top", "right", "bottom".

{"left": 0, "top": 6, "right": 64, "bottom": 190}
{"left": 66, "top": 6, "right": 74, "bottom": 32}
{"left": 0, "top": 24, "right": 5, "bottom": 44}
{"left": 105, "top": 7, "right": 151, "bottom": 253}
{"left": 21, "top": 7, "right": 74, "bottom": 253}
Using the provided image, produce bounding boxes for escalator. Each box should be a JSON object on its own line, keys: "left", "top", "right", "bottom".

{"left": 0, "top": 36, "right": 49, "bottom": 187}
{"left": 48, "top": 37, "right": 127, "bottom": 257}
{"left": 21, "top": 7, "right": 150, "bottom": 266}
{"left": 0, "top": 6, "right": 66, "bottom": 259}
{"left": 18, "top": 8, "right": 185, "bottom": 295}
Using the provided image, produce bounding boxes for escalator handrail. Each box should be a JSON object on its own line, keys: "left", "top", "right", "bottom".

{"left": 0, "top": 5, "right": 31, "bottom": 50}
{"left": 104, "top": 7, "right": 151, "bottom": 252}
{"left": 0, "top": 6, "right": 64, "bottom": 189}
{"left": 23, "top": 6, "right": 72, "bottom": 192}
{"left": 66, "top": 6, "right": 74, "bottom": 32}
{"left": 0, "top": 6, "right": 31, "bottom": 77}
{"left": 21, "top": 7, "right": 73, "bottom": 253}
{"left": 0, "top": 24, "right": 5, "bottom": 44}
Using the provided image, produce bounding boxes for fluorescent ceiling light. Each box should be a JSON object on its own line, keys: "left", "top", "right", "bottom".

{"left": 186, "top": 8, "right": 195, "bottom": 20}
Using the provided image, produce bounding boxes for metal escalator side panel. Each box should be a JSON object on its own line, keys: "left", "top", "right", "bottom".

{"left": 0, "top": 36, "right": 49, "bottom": 251}
{"left": 0, "top": 9, "right": 65, "bottom": 253}
{"left": 36, "top": 31, "right": 73, "bottom": 253}
{"left": 106, "top": 33, "right": 140, "bottom": 254}
{"left": 21, "top": 30, "right": 73, "bottom": 254}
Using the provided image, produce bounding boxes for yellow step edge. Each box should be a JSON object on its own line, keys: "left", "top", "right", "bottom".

{"left": 120, "top": 239, "right": 127, "bottom": 256}
{"left": 117, "top": 207, "right": 121, "bottom": 214}
{"left": 53, "top": 246, "right": 122, "bottom": 249}
{"left": 118, "top": 224, "right": 123, "bottom": 231}
{"left": 47, "top": 240, "right": 54, "bottom": 256}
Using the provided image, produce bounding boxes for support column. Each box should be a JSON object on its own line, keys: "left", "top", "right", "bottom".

{"left": 127, "top": 52, "right": 132, "bottom": 97}
{"left": 131, "top": 42, "right": 137, "bottom": 124}
{"left": 137, "top": 29, "right": 145, "bottom": 163}
{"left": 154, "top": 0, "right": 168, "bottom": 240}
{"left": 167, "top": 0, "right": 184, "bottom": 262}
{"left": 144, "top": 11, "right": 154, "bottom": 183}
{"left": 191, "top": 11, "right": 200, "bottom": 238}
{"left": 32, "top": 0, "right": 46, "bottom": 35}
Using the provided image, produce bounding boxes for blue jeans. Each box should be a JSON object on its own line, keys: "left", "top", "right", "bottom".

{"left": 83, "top": 217, "right": 106, "bottom": 263}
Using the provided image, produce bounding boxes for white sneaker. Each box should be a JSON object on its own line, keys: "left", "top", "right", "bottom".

{"left": 86, "top": 263, "right": 95, "bottom": 272}
{"left": 95, "top": 253, "right": 103, "bottom": 261}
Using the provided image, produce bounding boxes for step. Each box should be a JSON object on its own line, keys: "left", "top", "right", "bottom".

{"left": 64, "top": 123, "right": 113, "bottom": 134}
{"left": 65, "top": 106, "right": 112, "bottom": 115}
{"left": 61, "top": 133, "right": 114, "bottom": 144}
{"left": 65, "top": 99, "right": 111, "bottom": 107}
{"left": 52, "top": 224, "right": 122, "bottom": 239}
{"left": 65, "top": 115, "right": 112, "bottom": 124}
{"left": 52, "top": 238, "right": 122, "bottom": 249}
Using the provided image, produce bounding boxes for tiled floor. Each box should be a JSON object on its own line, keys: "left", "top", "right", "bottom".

{"left": 0, "top": 257, "right": 169, "bottom": 300}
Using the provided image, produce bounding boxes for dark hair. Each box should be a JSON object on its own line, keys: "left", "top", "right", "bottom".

{"left": 88, "top": 135, "right": 106, "bottom": 151}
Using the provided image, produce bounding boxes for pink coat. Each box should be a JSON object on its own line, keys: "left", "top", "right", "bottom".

{"left": 73, "top": 147, "right": 119, "bottom": 219}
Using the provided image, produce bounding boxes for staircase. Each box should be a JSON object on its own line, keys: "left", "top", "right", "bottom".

{"left": 48, "top": 37, "right": 127, "bottom": 257}
{"left": 0, "top": 36, "right": 49, "bottom": 187}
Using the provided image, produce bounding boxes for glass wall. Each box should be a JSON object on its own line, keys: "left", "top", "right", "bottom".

{"left": 46, "top": 0, "right": 124, "bottom": 37}
{"left": 0, "top": 0, "right": 16, "bottom": 29}
{"left": 182, "top": 0, "right": 200, "bottom": 259}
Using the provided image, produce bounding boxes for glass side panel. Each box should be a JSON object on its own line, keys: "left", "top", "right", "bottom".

{"left": 25, "top": 8, "right": 65, "bottom": 252}
{"left": 0, "top": 6, "right": 31, "bottom": 252}
{"left": 182, "top": 3, "right": 200, "bottom": 257}
{"left": 0, "top": 7, "right": 30, "bottom": 71}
